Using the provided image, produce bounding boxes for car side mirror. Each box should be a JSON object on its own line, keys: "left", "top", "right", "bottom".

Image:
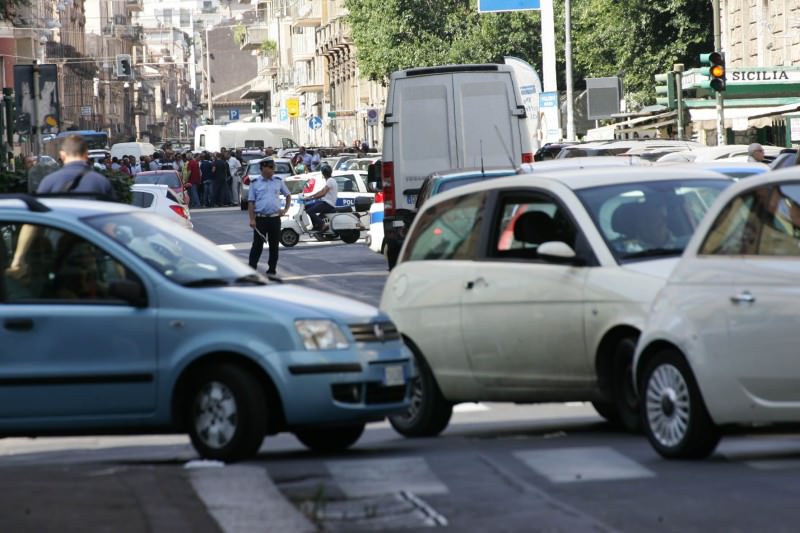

{"left": 536, "top": 241, "right": 582, "bottom": 264}
{"left": 109, "top": 279, "right": 147, "bottom": 307}
{"left": 367, "top": 162, "right": 382, "bottom": 191}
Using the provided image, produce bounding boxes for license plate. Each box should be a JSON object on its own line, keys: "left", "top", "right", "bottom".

{"left": 406, "top": 194, "right": 417, "bottom": 205}
{"left": 383, "top": 365, "right": 405, "bottom": 386}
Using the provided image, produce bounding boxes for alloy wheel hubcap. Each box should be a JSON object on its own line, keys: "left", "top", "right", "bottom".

{"left": 194, "top": 381, "right": 238, "bottom": 449}
{"left": 646, "top": 364, "right": 690, "bottom": 447}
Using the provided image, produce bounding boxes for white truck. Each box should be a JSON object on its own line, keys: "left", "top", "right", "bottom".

{"left": 194, "top": 123, "right": 299, "bottom": 153}
{"left": 372, "top": 64, "right": 534, "bottom": 268}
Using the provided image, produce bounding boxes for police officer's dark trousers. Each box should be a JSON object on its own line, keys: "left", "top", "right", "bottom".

{"left": 249, "top": 215, "right": 281, "bottom": 274}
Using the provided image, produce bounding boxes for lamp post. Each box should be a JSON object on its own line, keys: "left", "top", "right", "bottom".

{"left": 205, "top": 25, "right": 213, "bottom": 123}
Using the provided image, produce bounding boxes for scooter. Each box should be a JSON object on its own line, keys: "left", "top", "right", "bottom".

{"left": 279, "top": 195, "right": 372, "bottom": 247}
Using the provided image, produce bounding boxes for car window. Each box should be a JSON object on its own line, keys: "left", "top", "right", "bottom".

{"left": 577, "top": 179, "right": 730, "bottom": 262}
{"left": 490, "top": 193, "right": 576, "bottom": 259}
{"left": 246, "top": 162, "right": 261, "bottom": 175}
{"left": 335, "top": 175, "right": 358, "bottom": 193}
{"left": 403, "top": 192, "right": 486, "bottom": 262}
{"left": 0, "top": 223, "right": 135, "bottom": 303}
{"left": 700, "top": 183, "right": 800, "bottom": 256}
{"left": 285, "top": 179, "right": 307, "bottom": 195}
{"left": 131, "top": 191, "right": 155, "bottom": 208}
{"left": 275, "top": 161, "right": 293, "bottom": 175}
{"left": 135, "top": 173, "right": 181, "bottom": 188}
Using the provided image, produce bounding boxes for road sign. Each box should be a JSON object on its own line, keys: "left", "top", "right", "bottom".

{"left": 308, "top": 115, "right": 322, "bottom": 130}
{"left": 286, "top": 97, "right": 300, "bottom": 118}
{"left": 80, "top": 105, "right": 92, "bottom": 117}
{"left": 229, "top": 109, "right": 240, "bottom": 121}
{"left": 366, "top": 108, "right": 379, "bottom": 126}
{"left": 279, "top": 108, "right": 288, "bottom": 121}
{"left": 478, "top": 0, "right": 540, "bottom": 13}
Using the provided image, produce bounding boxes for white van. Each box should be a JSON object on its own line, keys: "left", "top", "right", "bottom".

{"left": 194, "top": 123, "right": 299, "bottom": 153}
{"left": 110, "top": 141, "right": 156, "bottom": 161}
{"left": 375, "top": 63, "right": 533, "bottom": 268}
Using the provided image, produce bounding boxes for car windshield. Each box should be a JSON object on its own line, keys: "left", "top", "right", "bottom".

{"left": 285, "top": 179, "right": 307, "bottom": 195}
{"left": 84, "top": 212, "right": 257, "bottom": 285}
{"left": 247, "top": 161, "right": 293, "bottom": 176}
{"left": 135, "top": 173, "right": 181, "bottom": 188}
{"left": 576, "top": 178, "right": 732, "bottom": 263}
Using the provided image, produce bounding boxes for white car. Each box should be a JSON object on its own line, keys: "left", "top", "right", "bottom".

{"left": 380, "top": 167, "right": 732, "bottom": 437}
{"left": 366, "top": 191, "right": 385, "bottom": 254}
{"left": 286, "top": 170, "right": 374, "bottom": 229}
{"left": 131, "top": 184, "right": 193, "bottom": 229}
{"left": 634, "top": 167, "right": 800, "bottom": 459}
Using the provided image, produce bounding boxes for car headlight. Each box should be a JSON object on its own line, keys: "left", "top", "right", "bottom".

{"left": 295, "top": 320, "right": 349, "bottom": 350}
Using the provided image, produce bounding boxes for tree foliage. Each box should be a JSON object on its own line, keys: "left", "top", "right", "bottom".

{"left": 345, "top": 0, "right": 713, "bottom": 109}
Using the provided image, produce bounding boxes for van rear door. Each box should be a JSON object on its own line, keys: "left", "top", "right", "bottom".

{"left": 453, "top": 71, "right": 525, "bottom": 169}
{"left": 391, "top": 75, "right": 457, "bottom": 211}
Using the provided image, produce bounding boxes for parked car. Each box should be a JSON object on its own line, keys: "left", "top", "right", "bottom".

{"left": 131, "top": 183, "right": 193, "bottom": 229}
{"left": 286, "top": 170, "right": 373, "bottom": 235}
{"left": 240, "top": 157, "right": 295, "bottom": 210}
{"left": 0, "top": 194, "right": 414, "bottom": 461}
{"left": 380, "top": 167, "right": 733, "bottom": 437}
{"left": 323, "top": 153, "right": 359, "bottom": 170}
{"left": 769, "top": 149, "right": 798, "bottom": 170}
{"left": 658, "top": 161, "right": 770, "bottom": 180}
{"left": 134, "top": 170, "right": 188, "bottom": 205}
{"left": 634, "top": 167, "right": 800, "bottom": 459}
{"left": 341, "top": 156, "right": 382, "bottom": 172}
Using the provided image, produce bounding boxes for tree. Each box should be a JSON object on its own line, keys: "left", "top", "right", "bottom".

{"left": 344, "top": 0, "right": 542, "bottom": 83}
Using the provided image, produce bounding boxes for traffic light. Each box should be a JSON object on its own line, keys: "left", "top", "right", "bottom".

{"left": 700, "top": 52, "right": 726, "bottom": 92}
{"left": 116, "top": 54, "right": 132, "bottom": 78}
{"left": 654, "top": 72, "right": 676, "bottom": 109}
{"left": 251, "top": 99, "right": 263, "bottom": 115}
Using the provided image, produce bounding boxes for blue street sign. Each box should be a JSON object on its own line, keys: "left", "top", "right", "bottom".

{"left": 478, "top": 0, "right": 540, "bottom": 12}
{"left": 308, "top": 115, "right": 323, "bottom": 130}
{"left": 279, "top": 108, "right": 288, "bottom": 121}
{"left": 229, "top": 109, "right": 240, "bottom": 121}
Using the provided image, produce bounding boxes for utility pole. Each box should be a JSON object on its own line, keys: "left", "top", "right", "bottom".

{"left": 673, "top": 63, "right": 685, "bottom": 140}
{"left": 205, "top": 25, "right": 213, "bottom": 122}
{"left": 712, "top": 0, "right": 725, "bottom": 145}
{"left": 564, "top": 0, "right": 575, "bottom": 141}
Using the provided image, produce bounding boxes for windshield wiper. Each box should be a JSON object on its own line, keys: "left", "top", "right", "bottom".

{"left": 620, "top": 248, "right": 683, "bottom": 260}
{"left": 233, "top": 274, "right": 268, "bottom": 285}
{"left": 181, "top": 278, "right": 231, "bottom": 287}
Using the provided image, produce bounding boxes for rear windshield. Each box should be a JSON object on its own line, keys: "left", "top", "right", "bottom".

{"left": 285, "top": 179, "right": 307, "bottom": 195}
{"left": 135, "top": 173, "right": 180, "bottom": 188}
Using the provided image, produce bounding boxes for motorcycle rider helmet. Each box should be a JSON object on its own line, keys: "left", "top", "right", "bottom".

{"left": 321, "top": 164, "right": 333, "bottom": 178}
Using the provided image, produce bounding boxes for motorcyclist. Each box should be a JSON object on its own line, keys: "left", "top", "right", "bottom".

{"left": 305, "top": 164, "right": 338, "bottom": 232}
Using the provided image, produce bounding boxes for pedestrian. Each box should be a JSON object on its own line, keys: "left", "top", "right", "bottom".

{"left": 212, "top": 152, "right": 231, "bottom": 206}
{"left": 227, "top": 150, "right": 242, "bottom": 205}
{"left": 187, "top": 152, "right": 202, "bottom": 208}
{"left": 110, "top": 157, "right": 121, "bottom": 171}
{"left": 200, "top": 152, "right": 214, "bottom": 207}
{"left": 247, "top": 158, "right": 291, "bottom": 278}
{"left": 747, "top": 143, "right": 765, "bottom": 162}
{"left": 291, "top": 146, "right": 306, "bottom": 168}
{"left": 310, "top": 149, "right": 321, "bottom": 171}
{"left": 36, "top": 134, "right": 115, "bottom": 200}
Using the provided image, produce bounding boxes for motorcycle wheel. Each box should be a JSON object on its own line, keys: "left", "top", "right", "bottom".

{"left": 339, "top": 230, "right": 359, "bottom": 244}
{"left": 280, "top": 228, "right": 299, "bottom": 247}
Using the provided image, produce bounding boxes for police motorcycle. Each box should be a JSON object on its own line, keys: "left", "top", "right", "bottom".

{"left": 279, "top": 193, "right": 372, "bottom": 247}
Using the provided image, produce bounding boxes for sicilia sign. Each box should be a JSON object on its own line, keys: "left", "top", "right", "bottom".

{"left": 728, "top": 69, "right": 800, "bottom": 83}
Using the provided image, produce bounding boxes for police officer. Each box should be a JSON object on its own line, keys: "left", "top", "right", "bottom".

{"left": 248, "top": 158, "right": 291, "bottom": 278}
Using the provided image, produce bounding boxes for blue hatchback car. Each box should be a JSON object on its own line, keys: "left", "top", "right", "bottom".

{"left": 0, "top": 195, "right": 414, "bottom": 461}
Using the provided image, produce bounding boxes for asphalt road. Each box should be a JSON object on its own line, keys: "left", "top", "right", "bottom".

{"left": 2, "top": 207, "right": 800, "bottom": 533}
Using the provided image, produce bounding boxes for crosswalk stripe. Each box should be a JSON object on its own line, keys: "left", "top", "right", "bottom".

{"left": 514, "top": 447, "right": 655, "bottom": 483}
{"left": 326, "top": 457, "right": 448, "bottom": 498}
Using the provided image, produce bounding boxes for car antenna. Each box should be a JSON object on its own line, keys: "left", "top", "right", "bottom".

{"left": 480, "top": 140, "right": 485, "bottom": 175}
{"left": 494, "top": 125, "right": 516, "bottom": 170}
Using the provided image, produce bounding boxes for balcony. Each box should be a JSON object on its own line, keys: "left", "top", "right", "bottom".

{"left": 316, "top": 18, "right": 352, "bottom": 57}
{"left": 125, "top": 0, "right": 143, "bottom": 12}
{"left": 290, "top": 0, "right": 321, "bottom": 28}
{"left": 240, "top": 25, "right": 272, "bottom": 51}
{"left": 257, "top": 54, "right": 279, "bottom": 75}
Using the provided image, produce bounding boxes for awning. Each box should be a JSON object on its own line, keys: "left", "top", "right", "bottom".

{"left": 690, "top": 104, "right": 800, "bottom": 130}
{"left": 240, "top": 78, "right": 272, "bottom": 99}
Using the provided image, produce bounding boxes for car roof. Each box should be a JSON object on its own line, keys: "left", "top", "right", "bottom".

{"left": 422, "top": 166, "right": 733, "bottom": 210}
{"left": 426, "top": 167, "right": 518, "bottom": 180}
{"left": 521, "top": 156, "right": 650, "bottom": 173}
{"left": 137, "top": 170, "right": 179, "bottom": 176}
{"left": 0, "top": 196, "right": 137, "bottom": 217}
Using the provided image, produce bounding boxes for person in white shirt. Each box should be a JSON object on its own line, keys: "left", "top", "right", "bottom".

{"left": 305, "top": 164, "right": 338, "bottom": 231}
{"left": 227, "top": 151, "right": 243, "bottom": 204}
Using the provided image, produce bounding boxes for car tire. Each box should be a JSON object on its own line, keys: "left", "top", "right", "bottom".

{"left": 339, "top": 230, "right": 359, "bottom": 244}
{"left": 294, "top": 424, "right": 365, "bottom": 452}
{"left": 186, "top": 364, "right": 267, "bottom": 462}
{"left": 280, "top": 228, "right": 299, "bottom": 247}
{"left": 591, "top": 400, "right": 620, "bottom": 424}
{"left": 389, "top": 355, "right": 452, "bottom": 437}
{"left": 611, "top": 335, "right": 641, "bottom": 432}
{"left": 640, "top": 348, "right": 721, "bottom": 459}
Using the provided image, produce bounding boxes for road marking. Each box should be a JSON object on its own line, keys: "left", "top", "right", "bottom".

{"left": 326, "top": 457, "right": 448, "bottom": 498}
{"left": 453, "top": 402, "right": 490, "bottom": 413}
{"left": 281, "top": 270, "right": 388, "bottom": 281}
{"left": 217, "top": 239, "right": 366, "bottom": 251}
{"left": 515, "top": 447, "right": 655, "bottom": 483}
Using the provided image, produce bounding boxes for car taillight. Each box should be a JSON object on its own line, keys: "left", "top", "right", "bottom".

{"left": 303, "top": 178, "right": 316, "bottom": 194}
{"left": 522, "top": 152, "right": 533, "bottom": 163}
{"left": 382, "top": 161, "right": 395, "bottom": 216}
{"left": 169, "top": 205, "right": 189, "bottom": 219}
{"left": 243, "top": 176, "right": 251, "bottom": 185}
{"left": 374, "top": 191, "right": 384, "bottom": 203}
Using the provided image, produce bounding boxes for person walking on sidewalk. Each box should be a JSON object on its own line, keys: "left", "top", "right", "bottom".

{"left": 248, "top": 158, "right": 291, "bottom": 278}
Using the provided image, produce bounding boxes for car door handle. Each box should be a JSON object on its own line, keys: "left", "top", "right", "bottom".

{"left": 465, "top": 277, "right": 487, "bottom": 290}
{"left": 730, "top": 291, "right": 756, "bottom": 304}
{"left": 4, "top": 318, "right": 34, "bottom": 331}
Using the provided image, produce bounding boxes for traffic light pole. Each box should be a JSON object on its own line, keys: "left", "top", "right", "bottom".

{"left": 713, "top": 0, "right": 726, "bottom": 145}
{"left": 674, "top": 64, "right": 684, "bottom": 140}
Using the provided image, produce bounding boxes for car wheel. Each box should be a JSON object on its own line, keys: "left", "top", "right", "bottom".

{"left": 280, "top": 228, "right": 299, "bottom": 247}
{"left": 294, "top": 424, "right": 365, "bottom": 452}
{"left": 611, "top": 336, "right": 641, "bottom": 432}
{"left": 338, "top": 230, "right": 359, "bottom": 244}
{"left": 389, "top": 355, "right": 452, "bottom": 437}
{"left": 640, "top": 348, "right": 720, "bottom": 459}
{"left": 186, "top": 364, "right": 267, "bottom": 462}
{"left": 591, "top": 400, "right": 620, "bottom": 424}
